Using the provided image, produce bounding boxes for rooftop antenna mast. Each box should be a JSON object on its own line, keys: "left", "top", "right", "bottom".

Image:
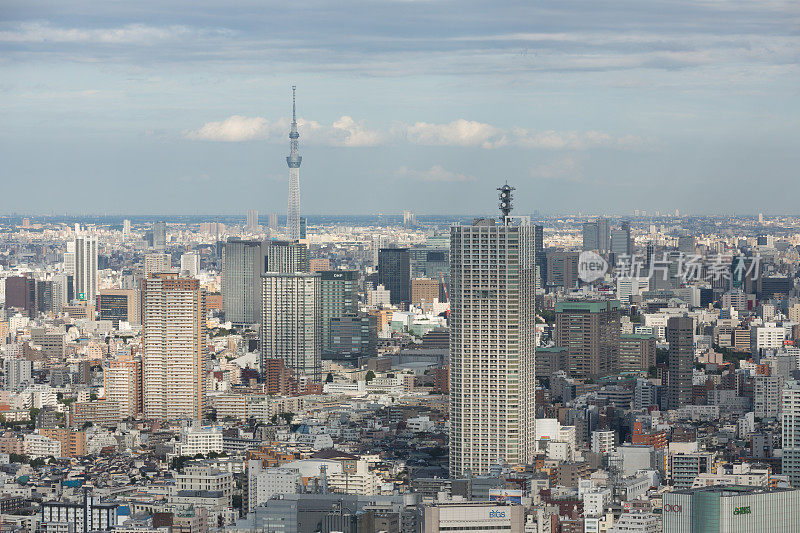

{"left": 498, "top": 183, "right": 515, "bottom": 224}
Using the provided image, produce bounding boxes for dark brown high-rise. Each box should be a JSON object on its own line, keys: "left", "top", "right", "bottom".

{"left": 667, "top": 316, "right": 694, "bottom": 410}
{"left": 555, "top": 299, "right": 621, "bottom": 379}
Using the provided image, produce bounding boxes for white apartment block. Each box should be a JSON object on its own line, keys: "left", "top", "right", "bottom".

{"left": 750, "top": 324, "right": 785, "bottom": 355}
{"left": 607, "top": 512, "right": 660, "bottom": 533}
{"left": 24, "top": 433, "right": 62, "bottom": 458}
{"left": 174, "top": 465, "right": 234, "bottom": 506}
{"left": 180, "top": 253, "right": 200, "bottom": 278}
{"left": 754, "top": 374, "right": 784, "bottom": 419}
{"left": 247, "top": 461, "right": 300, "bottom": 512}
{"left": 591, "top": 430, "right": 616, "bottom": 454}
{"left": 327, "top": 460, "right": 381, "bottom": 495}
{"left": 175, "top": 426, "right": 223, "bottom": 457}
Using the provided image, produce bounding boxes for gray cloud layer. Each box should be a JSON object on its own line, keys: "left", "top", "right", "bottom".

{"left": 2, "top": 0, "right": 798, "bottom": 79}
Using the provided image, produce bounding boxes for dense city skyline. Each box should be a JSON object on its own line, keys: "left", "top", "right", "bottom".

{"left": 2, "top": 2, "right": 800, "bottom": 531}
{"left": 2, "top": 0, "right": 798, "bottom": 215}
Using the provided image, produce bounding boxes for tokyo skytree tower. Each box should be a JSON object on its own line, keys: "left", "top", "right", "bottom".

{"left": 286, "top": 85, "right": 302, "bottom": 240}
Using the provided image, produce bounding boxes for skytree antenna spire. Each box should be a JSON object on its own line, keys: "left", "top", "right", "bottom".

{"left": 286, "top": 85, "right": 302, "bottom": 240}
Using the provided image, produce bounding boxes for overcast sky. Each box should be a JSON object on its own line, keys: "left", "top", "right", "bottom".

{"left": 1, "top": 0, "right": 798, "bottom": 216}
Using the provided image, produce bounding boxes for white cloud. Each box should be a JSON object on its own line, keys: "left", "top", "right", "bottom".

{"left": 400, "top": 120, "right": 644, "bottom": 150}
{"left": 325, "top": 116, "right": 385, "bottom": 147}
{"left": 400, "top": 119, "right": 506, "bottom": 148}
{"left": 395, "top": 165, "right": 475, "bottom": 183}
{"left": 185, "top": 115, "right": 384, "bottom": 146}
{"left": 186, "top": 115, "right": 647, "bottom": 150}
{"left": 184, "top": 115, "right": 275, "bottom": 142}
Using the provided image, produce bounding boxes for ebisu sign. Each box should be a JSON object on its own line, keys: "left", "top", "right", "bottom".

{"left": 578, "top": 251, "right": 608, "bottom": 283}
{"left": 488, "top": 510, "right": 506, "bottom": 519}
{"left": 663, "top": 504, "right": 683, "bottom": 513}
{"left": 733, "top": 506, "right": 751, "bottom": 516}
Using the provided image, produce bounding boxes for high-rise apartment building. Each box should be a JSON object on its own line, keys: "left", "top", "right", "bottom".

{"left": 5, "top": 358, "right": 33, "bottom": 391}
{"left": 180, "top": 252, "right": 200, "bottom": 278}
{"left": 783, "top": 380, "right": 800, "bottom": 487}
{"left": 246, "top": 209, "right": 259, "bottom": 232}
{"left": 583, "top": 219, "right": 616, "bottom": 253}
{"left": 597, "top": 218, "right": 611, "bottom": 253}
{"left": 152, "top": 221, "right": 167, "bottom": 250}
{"left": 611, "top": 222, "right": 632, "bottom": 256}
{"left": 260, "top": 272, "right": 321, "bottom": 384}
{"left": 142, "top": 273, "right": 206, "bottom": 421}
{"left": 667, "top": 316, "right": 694, "bottom": 410}
{"left": 268, "top": 213, "right": 279, "bottom": 232}
{"left": 36, "top": 280, "right": 53, "bottom": 314}
{"left": 754, "top": 374, "right": 783, "bottom": 419}
{"left": 64, "top": 241, "right": 76, "bottom": 274}
{"left": 265, "top": 241, "right": 309, "bottom": 273}
{"left": 619, "top": 334, "right": 656, "bottom": 373}
{"left": 378, "top": 247, "right": 410, "bottom": 306}
{"left": 144, "top": 253, "right": 171, "bottom": 277}
{"left": 223, "top": 239, "right": 265, "bottom": 325}
{"left": 449, "top": 192, "right": 536, "bottom": 476}
{"left": 74, "top": 233, "right": 98, "bottom": 302}
{"left": 534, "top": 223, "right": 546, "bottom": 288}
{"left": 319, "top": 270, "right": 358, "bottom": 351}
{"left": 104, "top": 354, "right": 143, "bottom": 418}
{"left": 546, "top": 251, "right": 579, "bottom": 289}
{"left": 4, "top": 275, "right": 36, "bottom": 316}
{"left": 52, "top": 273, "right": 73, "bottom": 313}
{"left": 583, "top": 222, "right": 599, "bottom": 251}
{"left": 555, "top": 300, "right": 621, "bottom": 379}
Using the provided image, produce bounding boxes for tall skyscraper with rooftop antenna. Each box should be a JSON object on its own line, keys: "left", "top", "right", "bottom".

{"left": 286, "top": 85, "right": 302, "bottom": 240}
{"left": 449, "top": 185, "right": 536, "bottom": 476}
